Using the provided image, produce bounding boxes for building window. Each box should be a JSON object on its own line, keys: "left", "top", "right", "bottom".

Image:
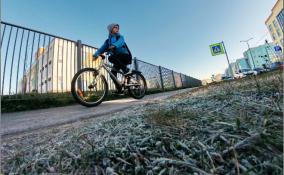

{"left": 45, "top": 64, "right": 47, "bottom": 68}
{"left": 48, "top": 77, "right": 52, "bottom": 81}
{"left": 49, "top": 60, "right": 52, "bottom": 65}
{"left": 277, "top": 9, "right": 284, "bottom": 31}
{"left": 268, "top": 24, "right": 273, "bottom": 32}
{"left": 273, "top": 20, "right": 279, "bottom": 29}
{"left": 272, "top": 33, "right": 276, "bottom": 40}
{"left": 49, "top": 46, "right": 53, "bottom": 53}
{"left": 276, "top": 28, "right": 282, "bottom": 37}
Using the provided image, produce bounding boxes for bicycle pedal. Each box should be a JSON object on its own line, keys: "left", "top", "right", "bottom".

{"left": 88, "top": 85, "right": 94, "bottom": 89}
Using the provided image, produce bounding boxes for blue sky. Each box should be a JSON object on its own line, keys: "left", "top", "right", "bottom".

{"left": 2, "top": 0, "right": 276, "bottom": 79}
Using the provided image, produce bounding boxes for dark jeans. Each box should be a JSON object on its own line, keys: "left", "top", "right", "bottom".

{"left": 109, "top": 53, "right": 132, "bottom": 77}
{"left": 108, "top": 53, "right": 132, "bottom": 90}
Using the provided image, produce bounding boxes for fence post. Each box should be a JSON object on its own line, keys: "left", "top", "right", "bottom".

{"left": 133, "top": 57, "right": 139, "bottom": 71}
{"left": 180, "top": 73, "right": 183, "bottom": 88}
{"left": 172, "top": 70, "right": 176, "bottom": 89}
{"left": 76, "top": 40, "right": 82, "bottom": 89}
{"left": 77, "top": 40, "right": 82, "bottom": 71}
{"left": 159, "top": 66, "right": 164, "bottom": 91}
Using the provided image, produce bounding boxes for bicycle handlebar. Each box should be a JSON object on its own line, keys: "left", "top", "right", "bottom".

{"left": 93, "top": 54, "right": 106, "bottom": 61}
{"left": 99, "top": 54, "right": 106, "bottom": 60}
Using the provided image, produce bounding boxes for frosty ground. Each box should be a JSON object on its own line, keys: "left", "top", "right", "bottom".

{"left": 1, "top": 71, "right": 283, "bottom": 175}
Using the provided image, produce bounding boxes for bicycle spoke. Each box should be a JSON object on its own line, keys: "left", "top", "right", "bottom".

{"left": 127, "top": 73, "right": 146, "bottom": 99}
{"left": 74, "top": 70, "right": 107, "bottom": 105}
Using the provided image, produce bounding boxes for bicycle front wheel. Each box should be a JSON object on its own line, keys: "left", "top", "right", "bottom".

{"left": 71, "top": 68, "right": 108, "bottom": 107}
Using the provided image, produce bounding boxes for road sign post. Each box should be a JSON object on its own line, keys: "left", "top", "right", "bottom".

{"left": 222, "top": 41, "right": 234, "bottom": 77}
{"left": 210, "top": 43, "right": 225, "bottom": 56}
{"left": 210, "top": 41, "right": 234, "bottom": 77}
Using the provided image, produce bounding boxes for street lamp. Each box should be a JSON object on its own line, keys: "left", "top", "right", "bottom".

{"left": 240, "top": 38, "right": 256, "bottom": 69}
{"left": 264, "top": 40, "right": 272, "bottom": 63}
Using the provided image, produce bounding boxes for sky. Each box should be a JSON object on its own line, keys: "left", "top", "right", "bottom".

{"left": 2, "top": 0, "right": 276, "bottom": 80}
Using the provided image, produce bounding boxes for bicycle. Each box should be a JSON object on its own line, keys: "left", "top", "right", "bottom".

{"left": 71, "top": 54, "right": 147, "bottom": 107}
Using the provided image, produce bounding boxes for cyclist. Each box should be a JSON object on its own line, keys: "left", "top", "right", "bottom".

{"left": 93, "top": 23, "right": 132, "bottom": 93}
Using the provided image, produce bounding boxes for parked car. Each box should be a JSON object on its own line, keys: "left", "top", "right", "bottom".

{"left": 270, "top": 61, "right": 284, "bottom": 71}
{"left": 239, "top": 69, "right": 257, "bottom": 76}
{"left": 253, "top": 68, "right": 267, "bottom": 74}
{"left": 234, "top": 72, "right": 244, "bottom": 79}
{"left": 221, "top": 75, "right": 234, "bottom": 81}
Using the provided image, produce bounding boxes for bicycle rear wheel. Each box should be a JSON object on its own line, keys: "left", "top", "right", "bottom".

{"left": 127, "top": 72, "right": 147, "bottom": 99}
{"left": 71, "top": 68, "right": 108, "bottom": 107}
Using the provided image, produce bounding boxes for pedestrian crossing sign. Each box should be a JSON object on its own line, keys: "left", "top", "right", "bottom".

{"left": 210, "top": 43, "right": 225, "bottom": 56}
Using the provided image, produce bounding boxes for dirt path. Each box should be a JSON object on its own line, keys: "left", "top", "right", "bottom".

{"left": 1, "top": 88, "right": 194, "bottom": 137}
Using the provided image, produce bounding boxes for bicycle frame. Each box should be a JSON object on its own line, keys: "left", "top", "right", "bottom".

{"left": 96, "top": 58, "right": 126, "bottom": 90}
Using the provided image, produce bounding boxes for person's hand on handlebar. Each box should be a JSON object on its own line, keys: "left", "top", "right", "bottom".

{"left": 93, "top": 54, "right": 105, "bottom": 60}
{"left": 99, "top": 54, "right": 105, "bottom": 59}
{"left": 107, "top": 45, "right": 116, "bottom": 51}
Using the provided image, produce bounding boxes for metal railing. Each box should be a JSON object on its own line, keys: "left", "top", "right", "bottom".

{"left": 1, "top": 21, "right": 201, "bottom": 99}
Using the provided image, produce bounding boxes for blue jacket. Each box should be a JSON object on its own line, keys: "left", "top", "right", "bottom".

{"left": 93, "top": 33, "right": 129, "bottom": 58}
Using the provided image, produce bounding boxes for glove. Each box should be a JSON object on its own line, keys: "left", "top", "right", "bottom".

{"left": 93, "top": 55, "right": 99, "bottom": 60}
{"left": 93, "top": 54, "right": 106, "bottom": 60}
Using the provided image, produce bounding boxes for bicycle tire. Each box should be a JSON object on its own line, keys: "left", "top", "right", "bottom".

{"left": 71, "top": 68, "right": 108, "bottom": 107}
{"left": 127, "top": 72, "right": 147, "bottom": 99}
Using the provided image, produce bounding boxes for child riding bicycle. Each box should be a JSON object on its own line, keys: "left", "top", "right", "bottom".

{"left": 93, "top": 23, "right": 132, "bottom": 94}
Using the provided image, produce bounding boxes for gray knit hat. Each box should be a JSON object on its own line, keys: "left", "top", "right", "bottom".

{"left": 107, "top": 23, "right": 119, "bottom": 33}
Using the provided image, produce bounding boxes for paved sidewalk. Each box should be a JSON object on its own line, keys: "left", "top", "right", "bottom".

{"left": 1, "top": 88, "right": 193, "bottom": 137}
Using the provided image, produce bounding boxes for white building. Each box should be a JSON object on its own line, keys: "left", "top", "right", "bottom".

{"left": 235, "top": 58, "right": 251, "bottom": 72}
{"left": 243, "top": 42, "right": 278, "bottom": 69}
{"left": 225, "top": 62, "right": 238, "bottom": 77}
{"left": 20, "top": 38, "right": 100, "bottom": 94}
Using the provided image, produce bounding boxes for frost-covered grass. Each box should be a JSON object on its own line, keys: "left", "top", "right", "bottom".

{"left": 1, "top": 71, "right": 283, "bottom": 175}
